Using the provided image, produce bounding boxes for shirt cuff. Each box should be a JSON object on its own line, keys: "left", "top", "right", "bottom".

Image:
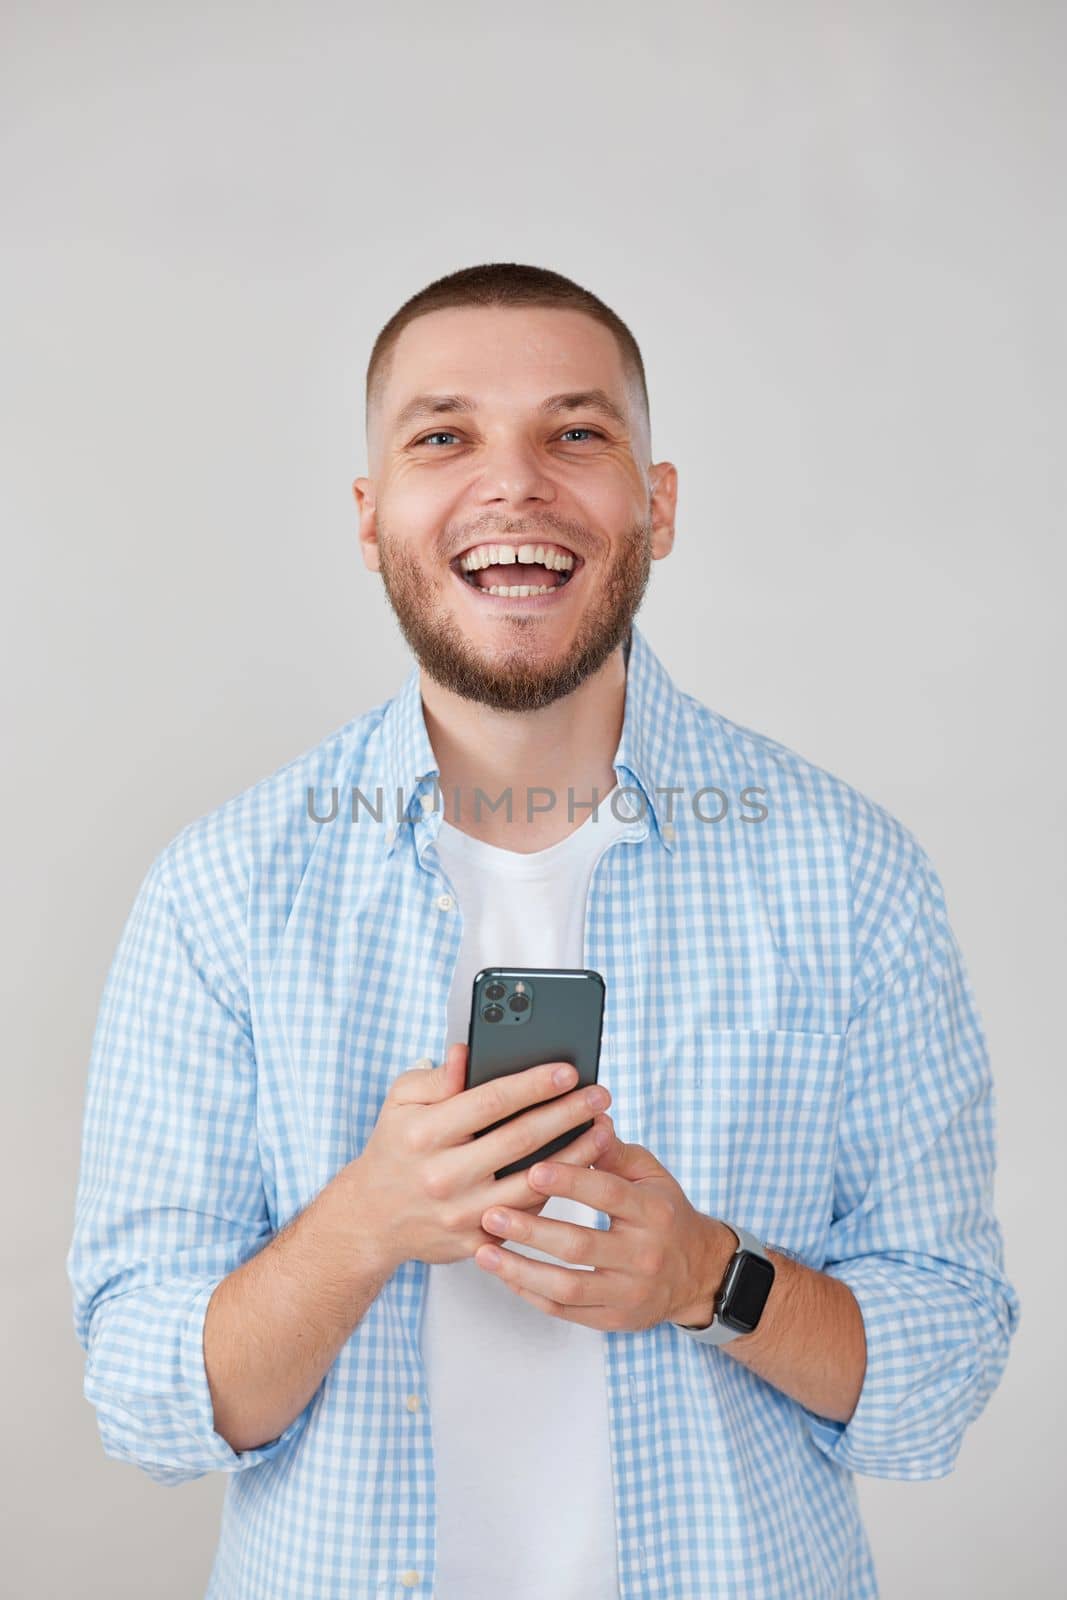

{"left": 799, "top": 1258, "right": 973, "bottom": 1480}
{"left": 179, "top": 1278, "right": 312, "bottom": 1471}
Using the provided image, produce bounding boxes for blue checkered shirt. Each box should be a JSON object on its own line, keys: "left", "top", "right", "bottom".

{"left": 66, "top": 621, "right": 1020, "bottom": 1598}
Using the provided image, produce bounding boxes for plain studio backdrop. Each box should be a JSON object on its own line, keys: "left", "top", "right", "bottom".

{"left": 2, "top": 3, "right": 1062, "bottom": 1595}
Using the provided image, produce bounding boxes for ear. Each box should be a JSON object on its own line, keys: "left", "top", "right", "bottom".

{"left": 352, "top": 477, "right": 381, "bottom": 573}
{"left": 648, "top": 461, "right": 678, "bottom": 561}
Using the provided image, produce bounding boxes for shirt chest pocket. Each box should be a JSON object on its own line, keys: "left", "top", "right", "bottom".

{"left": 642, "top": 1028, "right": 847, "bottom": 1263}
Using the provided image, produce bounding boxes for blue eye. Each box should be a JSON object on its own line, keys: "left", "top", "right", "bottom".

{"left": 415, "top": 431, "right": 460, "bottom": 447}
{"left": 412, "top": 426, "right": 605, "bottom": 448}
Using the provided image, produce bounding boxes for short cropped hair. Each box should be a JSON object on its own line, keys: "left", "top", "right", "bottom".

{"left": 365, "top": 262, "right": 650, "bottom": 455}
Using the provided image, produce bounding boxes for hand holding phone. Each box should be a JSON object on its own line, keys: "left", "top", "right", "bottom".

{"left": 352, "top": 1040, "right": 613, "bottom": 1273}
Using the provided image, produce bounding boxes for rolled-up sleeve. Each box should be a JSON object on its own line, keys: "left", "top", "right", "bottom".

{"left": 65, "top": 844, "right": 313, "bottom": 1485}
{"left": 801, "top": 836, "right": 1021, "bottom": 1479}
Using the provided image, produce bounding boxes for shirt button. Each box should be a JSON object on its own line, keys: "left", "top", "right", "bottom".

{"left": 406, "top": 1393, "right": 420, "bottom": 1412}
{"left": 400, "top": 1571, "right": 420, "bottom": 1588}
{"left": 419, "top": 793, "right": 435, "bottom": 812}
{"left": 436, "top": 893, "right": 454, "bottom": 911}
{"left": 385, "top": 826, "right": 397, "bottom": 846}
{"left": 661, "top": 822, "right": 676, "bottom": 843}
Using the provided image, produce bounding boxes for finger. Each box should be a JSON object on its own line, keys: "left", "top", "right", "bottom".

{"left": 479, "top": 1204, "right": 616, "bottom": 1273}
{"left": 503, "top": 1279, "right": 616, "bottom": 1328}
{"left": 440, "top": 1057, "right": 587, "bottom": 1144}
{"left": 525, "top": 1158, "right": 641, "bottom": 1221}
{"left": 512, "top": 1115, "right": 615, "bottom": 1211}
{"left": 462, "top": 1078, "right": 612, "bottom": 1191}
{"left": 389, "top": 1041, "right": 467, "bottom": 1105}
{"left": 476, "top": 1114, "right": 615, "bottom": 1216}
{"left": 476, "top": 1238, "right": 617, "bottom": 1310}
{"left": 552, "top": 1113, "right": 615, "bottom": 1169}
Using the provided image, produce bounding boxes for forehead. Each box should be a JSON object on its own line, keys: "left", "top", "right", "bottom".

{"left": 381, "top": 305, "right": 634, "bottom": 425}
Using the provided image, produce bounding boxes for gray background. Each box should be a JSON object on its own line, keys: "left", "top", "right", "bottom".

{"left": 3, "top": 2, "right": 1062, "bottom": 1594}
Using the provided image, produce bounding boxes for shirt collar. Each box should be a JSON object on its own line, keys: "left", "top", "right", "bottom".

{"left": 379, "top": 619, "right": 682, "bottom": 855}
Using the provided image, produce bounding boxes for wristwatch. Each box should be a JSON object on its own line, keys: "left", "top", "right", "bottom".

{"left": 671, "top": 1221, "right": 776, "bottom": 1345}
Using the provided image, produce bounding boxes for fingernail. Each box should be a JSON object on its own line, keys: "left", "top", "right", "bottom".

{"left": 414, "top": 1056, "right": 433, "bottom": 1070}
{"left": 553, "top": 1065, "right": 577, "bottom": 1087}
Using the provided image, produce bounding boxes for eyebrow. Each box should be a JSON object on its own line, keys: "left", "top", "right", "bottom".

{"left": 392, "top": 388, "right": 629, "bottom": 435}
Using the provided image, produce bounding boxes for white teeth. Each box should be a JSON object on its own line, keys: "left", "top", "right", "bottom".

{"left": 459, "top": 544, "right": 575, "bottom": 572}
{"left": 484, "top": 584, "right": 555, "bottom": 596}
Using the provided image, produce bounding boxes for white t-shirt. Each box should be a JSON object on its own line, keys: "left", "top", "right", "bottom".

{"left": 421, "top": 790, "right": 633, "bottom": 1600}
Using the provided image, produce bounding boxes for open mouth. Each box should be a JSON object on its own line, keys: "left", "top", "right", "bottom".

{"left": 449, "top": 539, "right": 582, "bottom": 600}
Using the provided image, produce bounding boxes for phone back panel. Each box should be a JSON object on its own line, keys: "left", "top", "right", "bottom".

{"left": 465, "top": 967, "right": 605, "bottom": 1177}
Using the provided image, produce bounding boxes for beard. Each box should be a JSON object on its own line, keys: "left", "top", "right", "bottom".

{"left": 374, "top": 514, "right": 653, "bottom": 712}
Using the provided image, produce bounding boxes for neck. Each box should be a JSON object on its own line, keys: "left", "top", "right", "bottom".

{"left": 419, "top": 643, "right": 629, "bottom": 851}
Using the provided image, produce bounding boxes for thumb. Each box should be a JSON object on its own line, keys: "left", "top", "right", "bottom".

{"left": 392, "top": 1040, "right": 468, "bottom": 1104}
{"left": 592, "top": 1127, "right": 662, "bottom": 1183}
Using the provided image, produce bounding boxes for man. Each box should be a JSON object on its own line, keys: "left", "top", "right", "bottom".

{"left": 67, "top": 262, "right": 1021, "bottom": 1599}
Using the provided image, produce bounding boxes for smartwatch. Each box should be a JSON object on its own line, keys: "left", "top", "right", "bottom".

{"left": 671, "top": 1222, "right": 776, "bottom": 1346}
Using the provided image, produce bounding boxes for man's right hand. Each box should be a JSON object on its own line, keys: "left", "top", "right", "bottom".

{"left": 345, "top": 1043, "right": 614, "bottom": 1273}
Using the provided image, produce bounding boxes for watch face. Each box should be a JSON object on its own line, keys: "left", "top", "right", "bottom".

{"left": 720, "top": 1251, "right": 776, "bottom": 1332}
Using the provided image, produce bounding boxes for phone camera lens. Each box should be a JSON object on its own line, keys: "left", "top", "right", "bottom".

{"left": 482, "top": 1003, "right": 504, "bottom": 1023}
{"left": 484, "top": 981, "right": 506, "bottom": 1001}
{"left": 507, "top": 993, "right": 530, "bottom": 1014}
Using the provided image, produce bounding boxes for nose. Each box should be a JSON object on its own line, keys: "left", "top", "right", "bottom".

{"left": 473, "top": 432, "right": 557, "bottom": 510}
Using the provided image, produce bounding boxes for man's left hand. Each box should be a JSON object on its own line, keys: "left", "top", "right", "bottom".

{"left": 475, "top": 1126, "right": 728, "bottom": 1331}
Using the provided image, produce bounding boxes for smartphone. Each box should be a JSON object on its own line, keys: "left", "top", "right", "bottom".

{"left": 465, "top": 967, "right": 606, "bottom": 1179}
